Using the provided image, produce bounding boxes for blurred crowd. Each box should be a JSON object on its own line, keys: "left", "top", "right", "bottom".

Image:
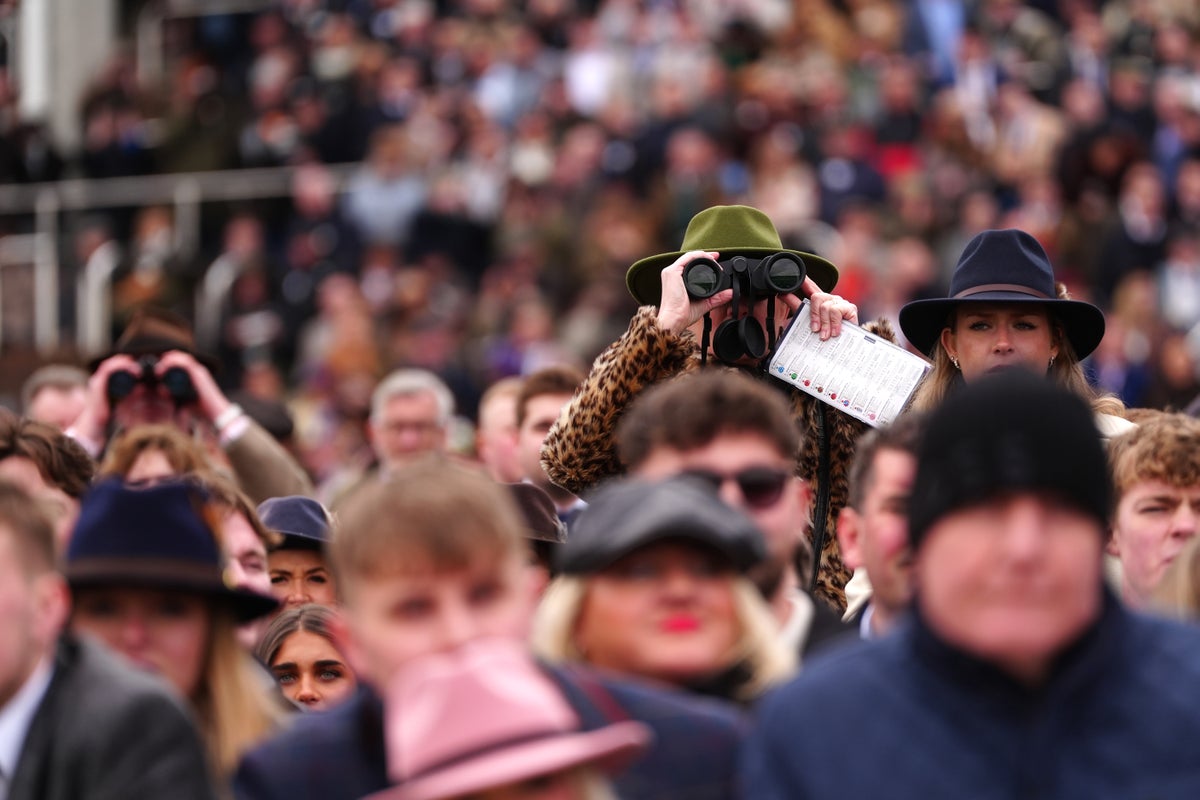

{"left": 3, "top": 0, "right": 1200, "bottom": 485}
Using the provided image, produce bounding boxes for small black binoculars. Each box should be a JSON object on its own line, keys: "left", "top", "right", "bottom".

{"left": 106, "top": 355, "right": 198, "bottom": 406}
{"left": 682, "top": 253, "right": 805, "bottom": 300}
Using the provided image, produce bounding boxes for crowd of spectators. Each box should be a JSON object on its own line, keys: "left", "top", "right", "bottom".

{"left": 2, "top": 0, "right": 1200, "bottom": 480}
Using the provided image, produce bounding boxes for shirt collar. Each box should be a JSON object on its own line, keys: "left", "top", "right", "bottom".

{"left": 0, "top": 656, "right": 54, "bottom": 782}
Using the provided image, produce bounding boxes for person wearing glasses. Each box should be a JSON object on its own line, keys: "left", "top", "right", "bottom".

{"left": 541, "top": 205, "right": 868, "bottom": 613}
{"left": 533, "top": 476, "right": 795, "bottom": 705}
{"left": 614, "top": 370, "right": 852, "bottom": 660}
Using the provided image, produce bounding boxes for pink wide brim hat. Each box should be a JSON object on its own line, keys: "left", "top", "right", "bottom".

{"left": 362, "top": 638, "right": 651, "bottom": 800}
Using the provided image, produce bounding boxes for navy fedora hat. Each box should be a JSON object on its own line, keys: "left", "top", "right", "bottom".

{"left": 66, "top": 478, "right": 279, "bottom": 622}
{"left": 899, "top": 229, "right": 1106, "bottom": 359}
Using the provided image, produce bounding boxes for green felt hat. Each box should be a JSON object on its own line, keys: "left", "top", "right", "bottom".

{"left": 625, "top": 205, "right": 839, "bottom": 305}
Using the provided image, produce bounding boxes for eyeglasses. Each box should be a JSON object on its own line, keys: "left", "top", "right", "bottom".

{"left": 679, "top": 467, "right": 791, "bottom": 510}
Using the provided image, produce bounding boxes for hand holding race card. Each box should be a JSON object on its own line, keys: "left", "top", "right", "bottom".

{"left": 769, "top": 302, "right": 930, "bottom": 428}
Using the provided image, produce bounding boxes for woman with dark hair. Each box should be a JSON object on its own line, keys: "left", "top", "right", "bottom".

{"left": 899, "top": 229, "right": 1131, "bottom": 435}
{"left": 256, "top": 604, "right": 357, "bottom": 711}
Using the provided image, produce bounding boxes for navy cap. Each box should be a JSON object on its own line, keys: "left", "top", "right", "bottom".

{"left": 557, "top": 476, "right": 767, "bottom": 575}
{"left": 257, "top": 495, "right": 331, "bottom": 549}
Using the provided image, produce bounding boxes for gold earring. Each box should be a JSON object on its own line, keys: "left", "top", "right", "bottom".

{"left": 950, "top": 356, "right": 960, "bottom": 370}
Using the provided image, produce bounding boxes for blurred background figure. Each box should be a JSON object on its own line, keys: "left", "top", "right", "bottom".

{"left": 21, "top": 365, "right": 89, "bottom": 431}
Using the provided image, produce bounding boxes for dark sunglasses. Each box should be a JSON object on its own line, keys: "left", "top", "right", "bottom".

{"left": 680, "top": 467, "right": 790, "bottom": 510}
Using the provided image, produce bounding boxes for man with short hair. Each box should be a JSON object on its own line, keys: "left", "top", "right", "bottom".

{"left": 836, "top": 413, "right": 924, "bottom": 638}
{"left": 326, "top": 368, "right": 456, "bottom": 510}
{"left": 20, "top": 365, "right": 88, "bottom": 431}
{"left": 516, "top": 366, "right": 586, "bottom": 521}
{"left": 234, "top": 458, "right": 746, "bottom": 800}
{"left": 615, "top": 370, "right": 849, "bottom": 657}
{"left": 474, "top": 376, "right": 524, "bottom": 484}
{"left": 1106, "top": 411, "right": 1200, "bottom": 609}
{"left": 368, "top": 369, "right": 455, "bottom": 472}
{"left": 0, "top": 481, "right": 215, "bottom": 800}
{"left": 743, "top": 372, "right": 1200, "bottom": 798}
{"left": 66, "top": 306, "right": 312, "bottom": 504}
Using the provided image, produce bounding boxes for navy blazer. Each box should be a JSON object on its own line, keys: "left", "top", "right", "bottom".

{"left": 234, "top": 662, "right": 747, "bottom": 800}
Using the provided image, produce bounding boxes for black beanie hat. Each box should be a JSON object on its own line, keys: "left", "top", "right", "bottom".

{"left": 908, "top": 370, "right": 1112, "bottom": 549}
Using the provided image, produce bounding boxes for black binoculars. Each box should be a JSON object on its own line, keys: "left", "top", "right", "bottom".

{"left": 682, "top": 253, "right": 806, "bottom": 365}
{"left": 106, "top": 355, "right": 198, "bottom": 406}
{"left": 682, "top": 254, "right": 805, "bottom": 301}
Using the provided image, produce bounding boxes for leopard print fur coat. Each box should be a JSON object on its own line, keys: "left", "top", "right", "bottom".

{"left": 542, "top": 305, "right": 899, "bottom": 612}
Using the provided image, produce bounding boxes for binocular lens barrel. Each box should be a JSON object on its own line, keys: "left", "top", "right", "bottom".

{"left": 682, "top": 258, "right": 723, "bottom": 299}
{"left": 763, "top": 255, "right": 803, "bottom": 293}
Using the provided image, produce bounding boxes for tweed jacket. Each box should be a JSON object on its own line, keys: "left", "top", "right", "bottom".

{"left": 9, "top": 635, "right": 215, "bottom": 800}
{"left": 542, "top": 305, "right": 894, "bottom": 611}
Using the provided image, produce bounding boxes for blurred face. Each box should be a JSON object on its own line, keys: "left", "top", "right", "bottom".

{"left": 27, "top": 385, "right": 87, "bottom": 430}
{"left": 1108, "top": 480, "right": 1200, "bottom": 608}
{"left": 269, "top": 549, "right": 336, "bottom": 609}
{"left": 915, "top": 494, "right": 1104, "bottom": 685}
{"left": 371, "top": 392, "right": 447, "bottom": 470}
{"left": 72, "top": 587, "right": 211, "bottom": 698}
{"left": 634, "top": 433, "right": 806, "bottom": 566}
{"left": 0, "top": 456, "right": 79, "bottom": 553}
{"left": 477, "top": 392, "right": 522, "bottom": 483}
{"left": 269, "top": 629, "right": 356, "bottom": 711}
{"left": 0, "top": 530, "right": 66, "bottom": 707}
{"left": 125, "top": 448, "right": 178, "bottom": 485}
{"left": 574, "top": 541, "right": 740, "bottom": 686}
{"left": 112, "top": 383, "right": 187, "bottom": 430}
{"left": 343, "top": 552, "right": 536, "bottom": 689}
{"left": 838, "top": 449, "right": 916, "bottom": 617}
{"left": 517, "top": 394, "right": 574, "bottom": 489}
{"left": 222, "top": 511, "right": 271, "bottom": 597}
{"left": 941, "top": 304, "right": 1059, "bottom": 382}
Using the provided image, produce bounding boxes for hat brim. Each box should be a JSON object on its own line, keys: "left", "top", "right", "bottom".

{"left": 561, "top": 525, "right": 761, "bottom": 576}
{"left": 899, "top": 293, "right": 1106, "bottom": 360}
{"left": 87, "top": 341, "right": 222, "bottom": 375}
{"left": 396, "top": 721, "right": 650, "bottom": 800}
{"left": 67, "top": 560, "right": 280, "bottom": 623}
{"left": 626, "top": 247, "right": 838, "bottom": 306}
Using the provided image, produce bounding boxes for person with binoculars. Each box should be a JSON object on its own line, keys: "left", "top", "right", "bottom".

{"left": 66, "top": 307, "right": 313, "bottom": 505}
{"left": 543, "top": 205, "right": 883, "bottom": 612}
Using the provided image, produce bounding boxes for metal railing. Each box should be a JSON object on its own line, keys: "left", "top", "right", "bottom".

{"left": 0, "top": 163, "right": 358, "bottom": 355}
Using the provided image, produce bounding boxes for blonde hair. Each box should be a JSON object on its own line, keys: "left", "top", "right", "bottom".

{"left": 99, "top": 423, "right": 213, "bottom": 478}
{"left": 1152, "top": 535, "right": 1200, "bottom": 621}
{"left": 532, "top": 575, "right": 795, "bottom": 702}
{"left": 907, "top": 291, "right": 1126, "bottom": 419}
{"left": 194, "top": 612, "right": 287, "bottom": 779}
{"left": 1108, "top": 412, "right": 1200, "bottom": 498}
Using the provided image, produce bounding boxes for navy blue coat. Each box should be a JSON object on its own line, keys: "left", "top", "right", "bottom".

{"left": 234, "top": 663, "right": 746, "bottom": 800}
{"left": 742, "top": 591, "right": 1200, "bottom": 799}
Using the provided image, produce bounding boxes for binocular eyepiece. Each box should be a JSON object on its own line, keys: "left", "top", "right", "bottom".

{"left": 106, "top": 355, "right": 198, "bottom": 406}
{"left": 682, "top": 253, "right": 805, "bottom": 301}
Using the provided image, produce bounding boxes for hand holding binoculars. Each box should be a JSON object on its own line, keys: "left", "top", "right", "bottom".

{"left": 681, "top": 253, "right": 806, "bottom": 364}
{"left": 105, "top": 355, "right": 199, "bottom": 406}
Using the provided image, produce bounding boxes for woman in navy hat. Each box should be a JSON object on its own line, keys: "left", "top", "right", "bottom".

{"left": 66, "top": 478, "right": 285, "bottom": 785}
{"left": 899, "top": 229, "right": 1130, "bottom": 435}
